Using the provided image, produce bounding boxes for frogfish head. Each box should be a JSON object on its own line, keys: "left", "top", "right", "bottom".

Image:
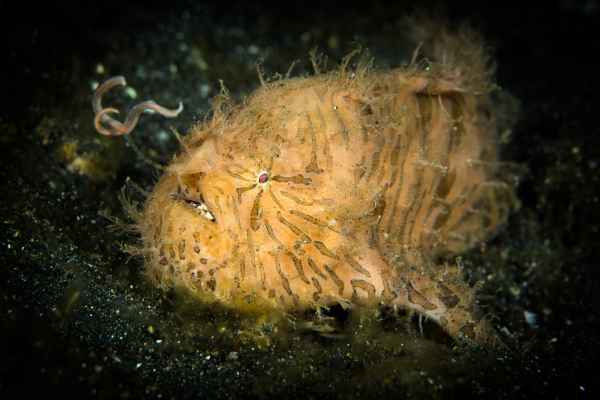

{"left": 136, "top": 77, "right": 399, "bottom": 312}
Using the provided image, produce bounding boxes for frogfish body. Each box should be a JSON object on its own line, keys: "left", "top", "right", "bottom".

{"left": 98, "top": 26, "right": 517, "bottom": 346}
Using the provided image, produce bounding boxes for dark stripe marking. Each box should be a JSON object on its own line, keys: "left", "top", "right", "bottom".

{"left": 324, "top": 265, "right": 344, "bottom": 296}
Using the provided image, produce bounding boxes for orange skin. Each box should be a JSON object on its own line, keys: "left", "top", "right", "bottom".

{"left": 95, "top": 26, "right": 516, "bottom": 346}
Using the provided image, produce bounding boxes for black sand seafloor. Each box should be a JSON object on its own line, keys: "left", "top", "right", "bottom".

{"left": 1, "top": 1, "right": 599, "bottom": 399}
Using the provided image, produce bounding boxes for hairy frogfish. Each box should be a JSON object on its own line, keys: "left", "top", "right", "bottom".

{"left": 93, "top": 23, "right": 518, "bottom": 347}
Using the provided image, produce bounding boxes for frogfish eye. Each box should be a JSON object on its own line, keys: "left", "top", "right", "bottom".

{"left": 257, "top": 171, "right": 269, "bottom": 184}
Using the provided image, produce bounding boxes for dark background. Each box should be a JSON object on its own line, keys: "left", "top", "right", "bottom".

{"left": 2, "top": 1, "right": 599, "bottom": 399}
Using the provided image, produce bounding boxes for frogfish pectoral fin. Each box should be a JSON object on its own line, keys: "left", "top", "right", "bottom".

{"left": 390, "top": 263, "right": 505, "bottom": 348}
